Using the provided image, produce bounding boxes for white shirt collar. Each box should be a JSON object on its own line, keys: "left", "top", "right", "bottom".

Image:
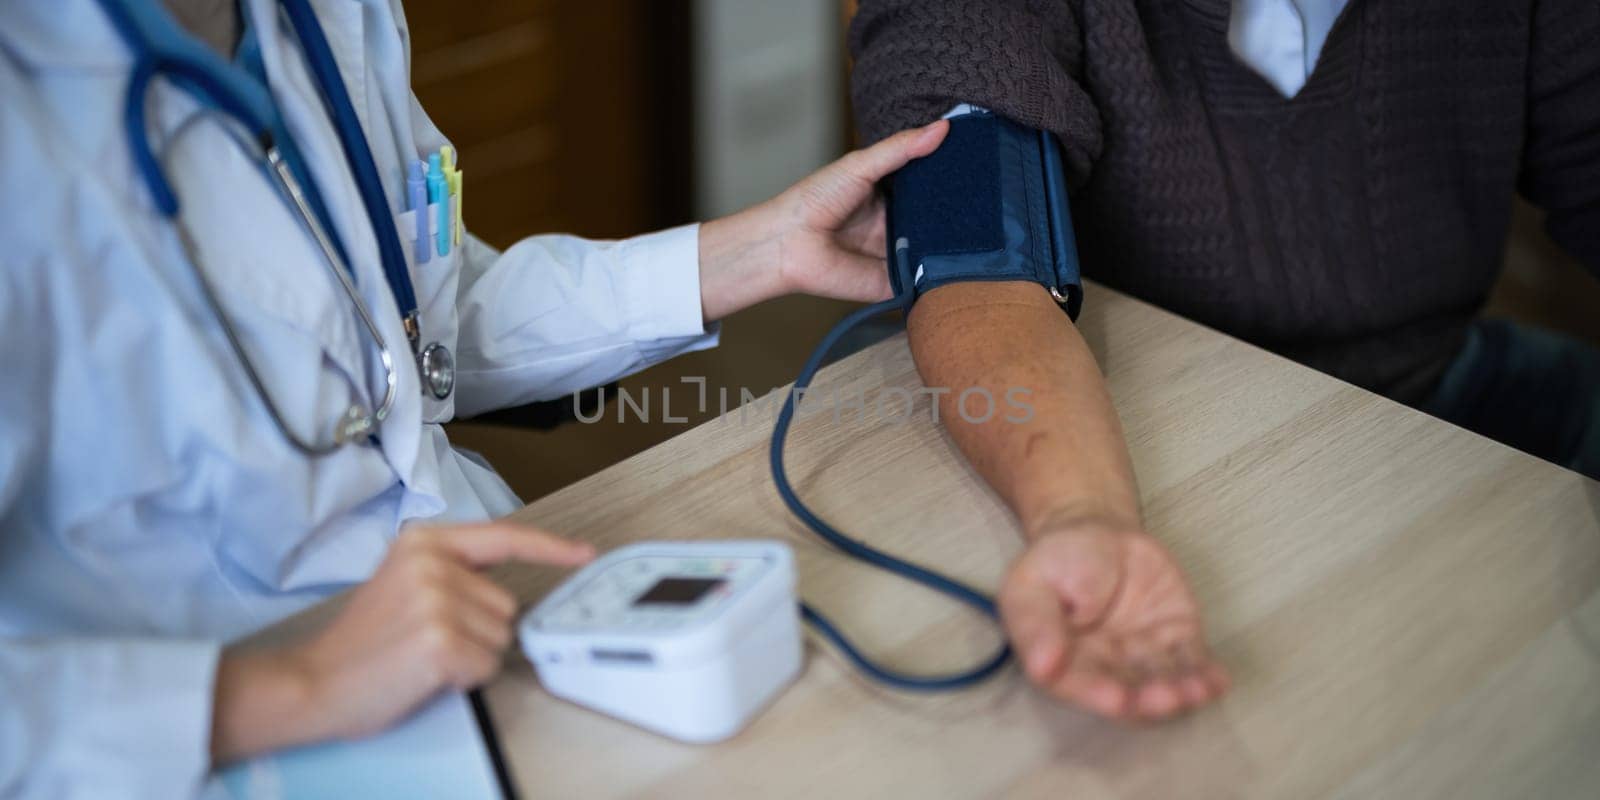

{"left": 1228, "top": 0, "right": 1351, "bottom": 99}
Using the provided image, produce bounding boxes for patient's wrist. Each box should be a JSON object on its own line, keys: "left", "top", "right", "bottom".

{"left": 1022, "top": 501, "right": 1143, "bottom": 542}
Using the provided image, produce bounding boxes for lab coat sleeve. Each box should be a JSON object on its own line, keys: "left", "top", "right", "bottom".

{"left": 449, "top": 224, "right": 720, "bottom": 417}
{"left": 0, "top": 639, "right": 220, "bottom": 799}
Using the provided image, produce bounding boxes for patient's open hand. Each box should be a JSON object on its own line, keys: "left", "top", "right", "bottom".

{"left": 999, "top": 520, "right": 1229, "bottom": 720}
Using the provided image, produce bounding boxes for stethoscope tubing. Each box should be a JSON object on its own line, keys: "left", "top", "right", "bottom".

{"left": 160, "top": 110, "right": 397, "bottom": 453}
{"left": 98, "top": 0, "right": 449, "bottom": 453}
{"left": 277, "top": 0, "right": 419, "bottom": 331}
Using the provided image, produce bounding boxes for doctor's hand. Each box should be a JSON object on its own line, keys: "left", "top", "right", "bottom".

{"left": 210, "top": 522, "right": 594, "bottom": 764}
{"left": 999, "top": 517, "right": 1230, "bottom": 721}
{"left": 697, "top": 120, "right": 949, "bottom": 321}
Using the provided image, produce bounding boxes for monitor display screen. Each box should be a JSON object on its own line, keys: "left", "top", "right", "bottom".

{"left": 632, "top": 577, "right": 724, "bottom": 606}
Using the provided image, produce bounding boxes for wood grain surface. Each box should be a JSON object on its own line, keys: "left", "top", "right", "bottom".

{"left": 476, "top": 284, "right": 1600, "bottom": 798}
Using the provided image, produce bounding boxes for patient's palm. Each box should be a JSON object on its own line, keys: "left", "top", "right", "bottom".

{"left": 1001, "top": 527, "right": 1228, "bottom": 719}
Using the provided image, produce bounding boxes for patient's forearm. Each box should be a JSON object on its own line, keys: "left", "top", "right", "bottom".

{"left": 906, "top": 281, "right": 1140, "bottom": 539}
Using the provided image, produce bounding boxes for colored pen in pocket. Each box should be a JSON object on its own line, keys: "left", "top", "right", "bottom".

{"left": 441, "top": 145, "right": 462, "bottom": 246}
{"left": 407, "top": 159, "right": 430, "bottom": 264}
{"left": 452, "top": 169, "right": 463, "bottom": 246}
{"left": 427, "top": 153, "right": 450, "bottom": 257}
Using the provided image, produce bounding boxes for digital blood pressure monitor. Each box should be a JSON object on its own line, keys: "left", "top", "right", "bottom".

{"left": 518, "top": 540, "right": 802, "bottom": 742}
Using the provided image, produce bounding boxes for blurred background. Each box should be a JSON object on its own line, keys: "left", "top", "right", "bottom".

{"left": 411, "top": 0, "right": 1600, "bottom": 503}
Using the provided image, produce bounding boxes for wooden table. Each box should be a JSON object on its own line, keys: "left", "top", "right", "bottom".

{"left": 481, "top": 285, "right": 1600, "bottom": 799}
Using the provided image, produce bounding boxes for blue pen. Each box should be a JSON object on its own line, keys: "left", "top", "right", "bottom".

{"left": 427, "top": 153, "right": 449, "bottom": 257}
{"left": 407, "top": 160, "right": 430, "bottom": 264}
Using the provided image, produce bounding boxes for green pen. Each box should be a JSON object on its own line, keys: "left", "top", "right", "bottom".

{"left": 441, "top": 145, "right": 462, "bottom": 247}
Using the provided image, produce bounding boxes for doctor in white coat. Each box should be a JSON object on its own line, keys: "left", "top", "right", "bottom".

{"left": 0, "top": 0, "right": 949, "bottom": 795}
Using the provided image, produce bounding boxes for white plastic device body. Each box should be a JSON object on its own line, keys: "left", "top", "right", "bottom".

{"left": 518, "top": 540, "right": 802, "bottom": 743}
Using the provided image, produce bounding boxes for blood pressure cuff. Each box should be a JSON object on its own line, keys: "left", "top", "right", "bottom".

{"left": 886, "top": 110, "right": 1083, "bottom": 320}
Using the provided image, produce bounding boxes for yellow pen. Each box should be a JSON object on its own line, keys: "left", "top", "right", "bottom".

{"left": 440, "top": 145, "right": 462, "bottom": 246}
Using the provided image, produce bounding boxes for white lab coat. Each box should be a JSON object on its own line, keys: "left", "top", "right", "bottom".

{"left": 0, "top": 0, "right": 717, "bottom": 796}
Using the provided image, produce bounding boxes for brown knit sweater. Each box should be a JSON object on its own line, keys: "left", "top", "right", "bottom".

{"left": 850, "top": 0, "right": 1600, "bottom": 403}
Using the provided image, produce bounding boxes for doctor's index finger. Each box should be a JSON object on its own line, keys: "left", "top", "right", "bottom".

{"left": 426, "top": 521, "right": 597, "bottom": 568}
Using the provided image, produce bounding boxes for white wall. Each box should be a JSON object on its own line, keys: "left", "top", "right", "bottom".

{"left": 691, "top": 0, "right": 844, "bottom": 218}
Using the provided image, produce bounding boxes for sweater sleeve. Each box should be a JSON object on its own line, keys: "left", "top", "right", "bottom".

{"left": 848, "top": 0, "right": 1102, "bottom": 182}
{"left": 1518, "top": 0, "right": 1600, "bottom": 275}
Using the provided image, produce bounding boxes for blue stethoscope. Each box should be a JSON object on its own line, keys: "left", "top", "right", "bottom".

{"left": 95, "top": 0, "right": 455, "bottom": 456}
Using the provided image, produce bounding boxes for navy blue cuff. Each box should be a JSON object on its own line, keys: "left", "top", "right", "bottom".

{"left": 886, "top": 110, "right": 1083, "bottom": 319}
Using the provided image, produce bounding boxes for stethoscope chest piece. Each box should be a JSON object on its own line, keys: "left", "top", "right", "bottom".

{"left": 419, "top": 342, "right": 455, "bottom": 400}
